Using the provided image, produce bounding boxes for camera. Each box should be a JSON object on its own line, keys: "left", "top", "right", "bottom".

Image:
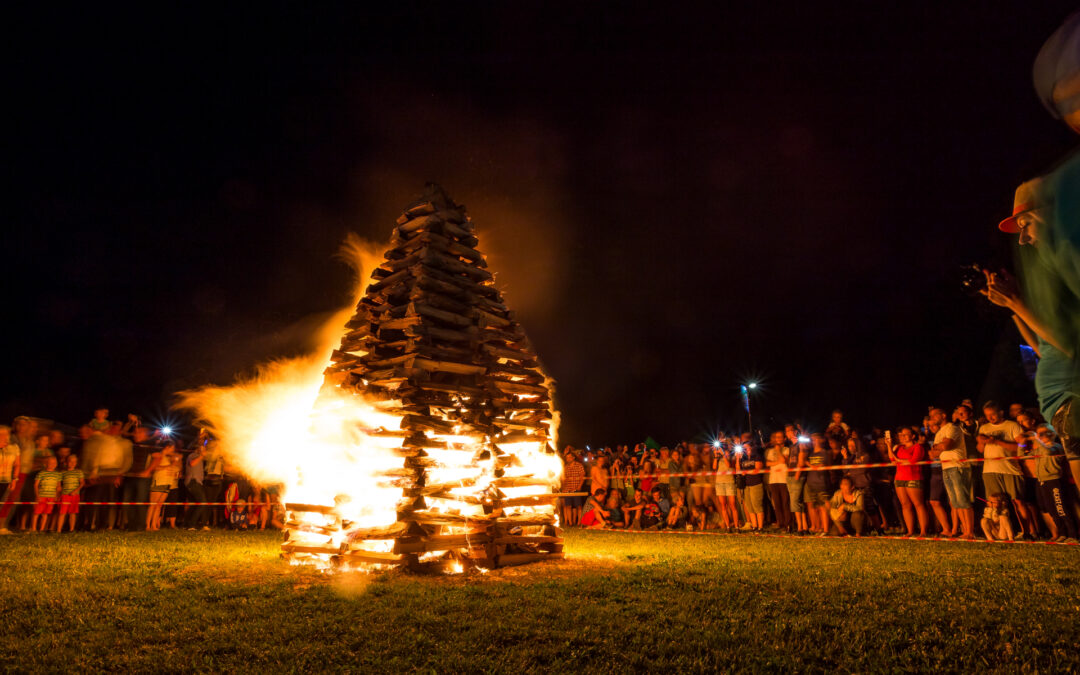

{"left": 960, "top": 264, "right": 987, "bottom": 294}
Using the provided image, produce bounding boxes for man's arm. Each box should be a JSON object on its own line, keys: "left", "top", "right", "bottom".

{"left": 984, "top": 271, "right": 1071, "bottom": 357}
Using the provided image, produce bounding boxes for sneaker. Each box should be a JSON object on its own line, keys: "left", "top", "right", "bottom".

{"left": 739, "top": 522, "right": 753, "bottom": 531}
{"left": 201, "top": 526, "right": 211, "bottom": 531}
{"left": 1064, "top": 538, "right": 1079, "bottom": 545}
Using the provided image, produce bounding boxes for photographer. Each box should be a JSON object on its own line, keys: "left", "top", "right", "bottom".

{"left": 986, "top": 176, "right": 1080, "bottom": 511}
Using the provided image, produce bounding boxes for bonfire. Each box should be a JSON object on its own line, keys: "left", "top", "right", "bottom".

{"left": 184, "top": 184, "right": 563, "bottom": 572}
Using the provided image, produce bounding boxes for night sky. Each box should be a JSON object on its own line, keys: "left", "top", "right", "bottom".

{"left": 8, "top": 4, "right": 1079, "bottom": 446}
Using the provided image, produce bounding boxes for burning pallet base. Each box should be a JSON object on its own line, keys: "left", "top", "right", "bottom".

{"left": 282, "top": 503, "right": 563, "bottom": 573}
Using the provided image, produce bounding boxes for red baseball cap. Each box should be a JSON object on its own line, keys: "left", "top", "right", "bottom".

{"left": 998, "top": 178, "right": 1042, "bottom": 233}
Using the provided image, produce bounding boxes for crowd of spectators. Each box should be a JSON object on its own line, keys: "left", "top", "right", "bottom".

{"left": 0, "top": 408, "right": 283, "bottom": 535}
{"left": 560, "top": 405, "right": 1080, "bottom": 544}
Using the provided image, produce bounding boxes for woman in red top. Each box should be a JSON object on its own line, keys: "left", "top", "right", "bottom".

{"left": 888, "top": 427, "right": 928, "bottom": 537}
{"left": 639, "top": 461, "right": 657, "bottom": 494}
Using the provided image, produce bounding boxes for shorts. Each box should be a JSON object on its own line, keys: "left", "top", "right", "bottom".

{"left": 786, "top": 477, "right": 806, "bottom": 514}
{"left": 929, "top": 473, "right": 947, "bottom": 503}
{"left": 942, "top": 467, "right": 973, "bottom": 509}
{"left": 150, "top": 484, "right": 172, "bottom": 494}
{"left": 983, "top": 473, "right": 1023, "bottom": 501}
{"left": 895, "top": 479, "right": 923, "bottom": 490}
{"left": 743, "top": 483, "right": 765, "bottom": 514}
{"left": 1052, "top": 397, "right": 1079, "bottom": 460}
{"left": 1023, "top": 476, "right": 1039, "bottom": 505}
{"left": 580, "top": 509, "right": 598, "bottom": 527}
{"left": 715, "top": 481, "right": 735, "bottom": 497}
{"left": 34, "top": 497, "right": 57, "bottom": 515}
{"left": 561, "top": 495, "right": 585, "bottom": 509}
{"left": 804, "top": 483, "right": 830, "bottom": 507}
{"left": 59, "top": 494, "right": 81, "bottom": 515}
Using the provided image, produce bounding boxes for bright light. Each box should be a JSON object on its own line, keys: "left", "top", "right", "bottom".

{"left": 747, "top": 382, "right": 758, "bottom": 390}
{"left": 797, "top": 436, "right": 810, "bottom": 444}
{"left": 161, "top": 426, "right": 173, "bottom": 436}
{"left": 712, "top": 440, "right": 721, "bottom": 448}
{"left": 734, "top": 444, "right": 744, "bottom": 454}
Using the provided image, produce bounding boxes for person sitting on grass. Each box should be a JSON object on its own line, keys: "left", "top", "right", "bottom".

{"left": 229, "top": 499, "right": 249, "bottom": 530}
{"left": 579, "top": 488, "right": 610, "bottom": 529}
{"left": 666, "top": 490, "right": 688, "bottom": 530}
{"left": 829, "top": 477, "right": 866, "bottom": 537}
{"left": 57, "top": 454, "right": 84, "bottom": 533}
{"left": 981, "top": 493, "right": 1015, "bottom": 542}
{"left": 32, "top": 455, "right": 62, "bottom": 533}
{"left": 638, "top": 489, "right": 664, "bottom": 530}
{"left": 605, "top": 491, "right": 626, "bottom": 529}
{"left": 650, "top": 486, "right": 671, "bottom": 528}
{"left": 624, "top": 488, "right": 647, "bottom": 528}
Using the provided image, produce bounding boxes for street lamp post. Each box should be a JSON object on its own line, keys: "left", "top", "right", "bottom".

{"left": 741, "top": 382, "right": 759, "bottom": 443}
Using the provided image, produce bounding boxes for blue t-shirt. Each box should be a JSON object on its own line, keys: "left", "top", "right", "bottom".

{"left": 655, "top": 497, "right": 671, "bottom": 517}
{"left": 1035, "top": 338, "right": 1078, "bottom": 425}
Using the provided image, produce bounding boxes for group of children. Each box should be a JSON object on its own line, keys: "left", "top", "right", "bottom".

{"left": 29, "top": 454, "right": 84, "bottom": 533}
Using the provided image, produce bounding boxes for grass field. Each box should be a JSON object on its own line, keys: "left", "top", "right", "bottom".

{"left": 2, "top": 529, "right": 1078, "bottom": 672}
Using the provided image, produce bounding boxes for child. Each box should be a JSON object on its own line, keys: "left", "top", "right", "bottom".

{"left": 981, "top": 493, "right": 1015, "bottom": 542}
{"left": 639, "top": 492, "right": 663, "bottom": 530}
{"left": 624, "top": 488, "right": 647, "bottom": 529}
{"left": 605, "top": 491, "right": 625, "bottom": 529}
{"left": 33, "top": 456, "right": 62, "bottom": 532}
{"left": 666, "top": 490, "right": 689, "bottom": 530}
{"left": 229, "top": 499, "right": 249, "bottom": 530}
{"left": 57, "top": 454, "right": 84, "bottom": 533}
{"left": 579, "top": 488, "right": 610, "bottom": 529}
{"left": 650, "top": 487, "right": 671, "bottom": 528}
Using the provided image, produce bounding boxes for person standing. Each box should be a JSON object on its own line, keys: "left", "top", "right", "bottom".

{"left": 0, "top": 426, "right": 20, "bottom": 534}
{"left": 57, "top": 454, "right": 85, "bottom": 533}
{"left": 185, "top": 441, "right": 208, "bottom": 530}
{"left": 1031, "top": 424, "right": 1079, "bottom": 543}
{"left": 930, "top": 408, "right": 975, "bottom": 540}
{"left": 804, "top": 433, "right": 833, "bottom": 535}
{"left": 738, "top": 441, "right": 765, "bottom": 531}
{"left": 784, "top": 428, "right": 810, "bottom": 535}
{"left": 888, "top": 427, "right": 928, "bottom": 538}
{"left": 925, "top": 410, "right": 955, "bottom": 537}
{"left": 764, "top": 431, "right": 791, "bottom": 531}
{"left": 203, "top": 440, "right": 226, "bottom": 527}
{"left": 560, "top": 448, "right": 586, "bottom": 527}
{"left": 123, "top": 426, "right": 159, "bottom": 531}
{"left": 976, "top": 402, "right": 1039, "bottom": 538}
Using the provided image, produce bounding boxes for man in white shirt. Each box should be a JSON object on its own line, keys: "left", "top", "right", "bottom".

{"left": 977, "top": 401, "right": 1038, "bottom": 539}
{"left": 929, "top": 407, "right": 974, "bottom": 540}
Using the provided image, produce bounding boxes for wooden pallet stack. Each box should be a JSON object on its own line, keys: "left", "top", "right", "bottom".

{"left": 282, "top": 184, "right": 562, "bottom": 572}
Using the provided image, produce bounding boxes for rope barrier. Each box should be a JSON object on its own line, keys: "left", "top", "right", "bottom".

{"left": 581, "top": 453, "right": 1050, "bottom": 481}
{"left": 593, "top": 525, "right": 1080, "bottom": 546}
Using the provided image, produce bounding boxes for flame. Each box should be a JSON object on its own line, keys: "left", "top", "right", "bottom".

{"left": 176, "top": 235, "right": 405, "bottom": 531}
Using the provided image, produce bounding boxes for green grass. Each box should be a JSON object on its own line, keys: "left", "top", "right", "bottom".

{"left": 1, "top": 529, "right": 1078, "bottom": 672}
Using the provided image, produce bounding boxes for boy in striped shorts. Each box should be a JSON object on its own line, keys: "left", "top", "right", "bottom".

{"left": 57, "top": 454, "right": 84, "bottom": 533}
{"left": 32, "top": 456, "right": 62, "bottom": 532}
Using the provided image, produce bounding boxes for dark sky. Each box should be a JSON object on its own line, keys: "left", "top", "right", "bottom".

{"left": 7, "top": 3, "right": 1079, "bottom": 445}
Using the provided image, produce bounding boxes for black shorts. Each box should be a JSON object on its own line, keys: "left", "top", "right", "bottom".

{"left": 929, "top": 473, "right": 947, "bottom": 503}
{"left": 1023, "top": 476, "right": 1039, "bottom": 504}
{"left": 561, "top": 495, "right": 585, "bottom": 509}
